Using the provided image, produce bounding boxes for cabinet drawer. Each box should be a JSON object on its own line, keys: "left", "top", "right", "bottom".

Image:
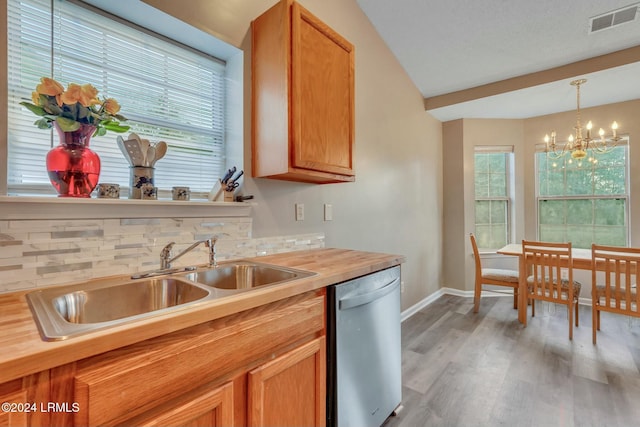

{"left": 73, "top": 292, "right": 325, "bottom": 426}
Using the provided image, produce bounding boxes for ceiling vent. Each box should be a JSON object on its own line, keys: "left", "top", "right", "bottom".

{"left": 589, "top": 4, "right": 639, "bottom": 33}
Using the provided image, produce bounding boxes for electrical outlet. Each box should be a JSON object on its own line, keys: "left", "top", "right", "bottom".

{"left": 401, "top": 281, "right": 405, "bottom": 293}
{"left": 324, "top": 204, "right": 333, "bottom": 221}
{"left": 295, "top": 203, "right": 304, "bottom": 221}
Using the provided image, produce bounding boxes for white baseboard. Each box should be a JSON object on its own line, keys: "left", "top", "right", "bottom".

{"left": 401, "top": 287, "right": 465, "bottom": 322}
{"left": 401, "top": 289, "right": 444, "bottom": 322}
{"left": 401, "top": 288, "right": 592, "bottom": 322}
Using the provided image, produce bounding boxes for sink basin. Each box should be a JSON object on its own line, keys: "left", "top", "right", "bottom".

{"left": 52, "top": 278, "right": 209, "bottom": 324}
{"left": 26, "top": 260, "right": 314, "bottom": 341}
{"left": 181, "top": 261, "right": 315, "bottom": 291}
{"left": 27, "top": 278, "right": 210, "bottom": 341}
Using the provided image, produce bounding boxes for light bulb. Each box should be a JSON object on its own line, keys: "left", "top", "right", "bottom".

{"left": 586, "top": 121, "right": 593, "bottom": 130}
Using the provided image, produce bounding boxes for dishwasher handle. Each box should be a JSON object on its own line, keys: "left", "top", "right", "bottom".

{"left": 338, "top": 277, "right": 400, "bottom": 310}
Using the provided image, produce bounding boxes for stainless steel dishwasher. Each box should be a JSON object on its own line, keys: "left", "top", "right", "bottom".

{"left": 327, "top": 265, "right": 402, "bottom": 427}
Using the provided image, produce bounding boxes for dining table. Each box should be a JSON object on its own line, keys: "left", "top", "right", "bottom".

{"left": 497, "top": 243, "right": 595, "bottom": 324}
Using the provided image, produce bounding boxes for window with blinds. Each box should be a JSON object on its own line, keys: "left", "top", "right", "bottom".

{"left": 7, "top": 0, "right": 226, "bottom": 196}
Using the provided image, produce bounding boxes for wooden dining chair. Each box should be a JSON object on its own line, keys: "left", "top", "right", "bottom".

{"left": 523, "top": 240, "right": 581, "bottom": 339}
{"left": 591, "top": 244, "right": 640, "bottom": 345}
{"left": 470, "top": 233, "right": 519, "bottom": 313}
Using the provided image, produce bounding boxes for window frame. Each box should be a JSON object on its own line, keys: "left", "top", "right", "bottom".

{"left": 1, "top": 0, "right": 244, "bottom": 205}
{"left": 473, "top": 146, "right": 514, "bottom": 251}
{"left": 534, "top": 141, "right": 630, "bottom": 248}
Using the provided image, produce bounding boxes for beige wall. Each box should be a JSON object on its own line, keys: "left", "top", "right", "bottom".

{"left": 143, "top": 0, "right": 444, "bottom": 310}
{"left": 442, "top": 120, "right": 465, "bottom": 290}
{"left": 442, "top": 119, "right": 526, "bottom": 291}
{"left": 444, "top": 99, "right": 640, "bottom": 292}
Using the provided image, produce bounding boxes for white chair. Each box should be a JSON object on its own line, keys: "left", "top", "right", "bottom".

{"left": 470, "top": 233, "right": 519, "bottom": 313}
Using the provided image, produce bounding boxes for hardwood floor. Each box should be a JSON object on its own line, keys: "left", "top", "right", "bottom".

{"left": 383, "top": 295, "right": 640, "bottom": 427}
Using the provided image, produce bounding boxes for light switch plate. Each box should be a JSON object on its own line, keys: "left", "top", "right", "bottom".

{"left": 324, "top": 204, "right": 333, "bottom": 221}
{"left": 295, "top": 203, "right": 304, "bottom": 221}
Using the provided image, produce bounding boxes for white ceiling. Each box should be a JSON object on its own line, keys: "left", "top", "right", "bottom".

{"left": 356, "top": 0, "right": 640, "bottom": 121}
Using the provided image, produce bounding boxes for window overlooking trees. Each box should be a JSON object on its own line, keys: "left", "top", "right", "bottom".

{"left": 474, "top": 148, "right": 513, "bottom": 250}
{"left": 536, "top": 146, "right": 628, "bottom": 248}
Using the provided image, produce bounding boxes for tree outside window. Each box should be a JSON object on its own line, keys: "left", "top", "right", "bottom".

{"left": 474, "top": 149, "right": 512, "bottom": 249}
{"left": 536, "top": 146, "right": 628, "bottom": 248}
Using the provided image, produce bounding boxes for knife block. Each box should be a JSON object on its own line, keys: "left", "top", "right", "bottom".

{"left": 208, "top": 180, "right": 224, "bottom": 202}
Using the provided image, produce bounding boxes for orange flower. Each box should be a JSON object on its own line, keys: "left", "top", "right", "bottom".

{"left": 59, "top": 83, "right": 81, "bottom": 105}
{"left": 79, "top": 84, "right": 100, "bottom": 107}
{"left": 35, "top": 77, "right": 64, "bottom": 96}
{"left": 103, "top": 98, "right": 121, "bottom": 115}
{"left": 60, "top": 83, "right": 100, "bottom": 107}
{"left": 20, "top": 77, "right": 129, "bottom": 135}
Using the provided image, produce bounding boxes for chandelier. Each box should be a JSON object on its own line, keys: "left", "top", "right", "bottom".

{"left": 544, "top": 78, "right": 623, "bottom": 165}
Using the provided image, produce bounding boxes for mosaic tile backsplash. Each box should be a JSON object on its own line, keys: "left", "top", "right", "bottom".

{"left": 0, "top": 217, "right": 324, "bottom": 293}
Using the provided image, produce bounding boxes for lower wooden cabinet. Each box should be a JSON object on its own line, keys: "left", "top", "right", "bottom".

{"left": 0, "top": 372, "right": 50, "bottom": 427}
{"left": 0, "top": 388, "right": 29, "bottom": 427}
{"left": 248, "top": 336, "right": 326, "bottom": 427}
{"left": 38, "top": 290, "right": 326, "bottom": 427}
{"left": 130, "top": 381, "right": 234, "bottom": 427}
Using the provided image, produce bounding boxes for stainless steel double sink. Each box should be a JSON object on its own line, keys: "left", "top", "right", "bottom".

{"left": 26, "top": 261, "right": 315, "bottom": 341}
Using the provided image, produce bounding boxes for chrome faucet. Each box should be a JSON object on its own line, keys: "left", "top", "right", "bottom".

{"left": 160, "top": 233, "right": 228, "bottom": 269}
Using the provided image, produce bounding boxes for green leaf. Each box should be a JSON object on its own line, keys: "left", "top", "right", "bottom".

{"left": 55, "top": 117, "right": 81, "bottom": 132}
{"left": 34, "top": 118, "right": 52, "bottom": 129}
{"left": 20, "top": 102, "right": 47, "bottom": 117}
{"left": 95, "top": 126, "right": 107, "bottom": 137}
{"left": 102, "top": 123, "right": 130, "bottom": 133}
{"left": 77, "top": 105, "right": 90, "bottom": 120}
{"left": 43, "top": 103, "right": 63, "bottom": 116}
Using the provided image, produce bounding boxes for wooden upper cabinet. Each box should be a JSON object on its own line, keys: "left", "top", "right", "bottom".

{"left": 252, "top": 0, "right": 355, "bottom": 183}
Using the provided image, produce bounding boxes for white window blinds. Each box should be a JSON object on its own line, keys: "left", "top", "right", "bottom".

{"left": 7, "top": 0, "right": 226, "bottom": 195}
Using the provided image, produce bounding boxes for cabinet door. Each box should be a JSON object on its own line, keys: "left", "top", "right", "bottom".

{"left": 0, "top": 372, "right": 50, "bottom": 427}
{"left": 133, "top": 381, "right": 234, "bottom": 427}
{"left": 291, "top": 2, "right": 354, "bottom": 177}
{"left": 248, "top": 337, "right": 326, "bottom": 427}
{"left": 0, "top": 389, "right": 27, "bottom": 427}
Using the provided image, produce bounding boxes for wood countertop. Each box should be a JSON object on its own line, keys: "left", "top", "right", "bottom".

{"left": 0, "top": 248, "right": 404, "bottom": 384}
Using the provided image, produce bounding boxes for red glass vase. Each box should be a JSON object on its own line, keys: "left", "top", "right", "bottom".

{"left": 47, "top": 122, "right": 101, "bottom": 197}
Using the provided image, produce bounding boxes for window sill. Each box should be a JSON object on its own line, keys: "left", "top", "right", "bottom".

{"left": 0, "top": 196, "right": 252, "bottom": 220}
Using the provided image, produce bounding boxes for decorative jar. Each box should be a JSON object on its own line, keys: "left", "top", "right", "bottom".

{"left": 46, "top": 122, "right": 100, "bottom": 197}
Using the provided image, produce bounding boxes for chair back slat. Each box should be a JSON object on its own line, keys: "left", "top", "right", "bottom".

{"left": 523, "top": 240, "right": 573, "bottom": 300}
{"left": 470, "top": 233, "right": 482, "bottom": 283}
{"left": 524, "top": 239, "right": 578, "bottom": 340}
{"left": 592, "top": 244, "right": 640, "bottom": 314}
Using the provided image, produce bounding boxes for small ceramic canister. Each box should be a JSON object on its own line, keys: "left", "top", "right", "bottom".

{"left": 140, "top": 183, "right": 157, "bottom": 200}
{"left": 97, "top": 183, "right": 120, "bottom": 199}
{"left": 172, "top": 186, "right": 190, "bottom": 201}
{"left": 129, "top": 166, "right": 154, "bottom": 199}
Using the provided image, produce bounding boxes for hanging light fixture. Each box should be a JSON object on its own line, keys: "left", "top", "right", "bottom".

{"left": 544, "top": 78, "right": 624, "bottom": 165}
